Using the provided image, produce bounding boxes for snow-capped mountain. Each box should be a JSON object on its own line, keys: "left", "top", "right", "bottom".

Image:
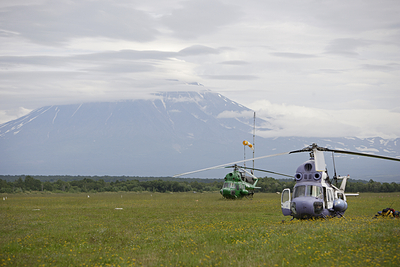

{"left": 0, "top": 91, "right": 268, "bottom": 176}
{"left": 0, "top": 91, "right": 399, "bottom": 182}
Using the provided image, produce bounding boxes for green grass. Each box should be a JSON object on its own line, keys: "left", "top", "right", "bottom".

{"left": 1, "top": 192, "right": 399, "bottom": 266}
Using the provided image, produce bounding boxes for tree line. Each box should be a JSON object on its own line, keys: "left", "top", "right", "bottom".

{"left": 0, "top": 175, "right": 399, "bottom": 194}
{"left": 0, "top": 176, "right": 222, "bottom": 194}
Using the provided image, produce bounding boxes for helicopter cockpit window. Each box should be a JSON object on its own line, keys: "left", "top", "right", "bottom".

{"left": 293, "top": 185, "right": 306, "bottom": 198}
{"left": 307, "top": 186, "right": 323, "bottom": 199}
{"left": 223, "top": 182, "right": 235, "bottom": 189}
{"left": 304, "top": 163, "right": 313, "bottom": 172}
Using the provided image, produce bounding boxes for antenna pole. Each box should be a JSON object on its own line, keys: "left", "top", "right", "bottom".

{"left": 244, "top": 144, "right": 246, "bottom": 168}
{"left": 252, "top": 112, "right": 255, "bottom": 174}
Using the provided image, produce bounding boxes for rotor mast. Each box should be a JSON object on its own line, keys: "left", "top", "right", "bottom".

{"left": 242, "top": 112, "right": 256, "bottom": 175}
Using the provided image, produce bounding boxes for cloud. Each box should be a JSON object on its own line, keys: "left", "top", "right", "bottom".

{"left": 250, "top": 100, "right": 400, "bottom": 139}
{"left": 0, "top": 55, "right": 69, "bottom": 68}
{"left": 0, "top": 0, "right": 399, "bottom": 140}
{"left": 75, "top": 50, "right": 176, "bottom": 61}
{"left": 324, "top": 38, "right": 371, "bottom": 57}
{"left": 0, "top": 0, "right": 159, "bottom": 45}
{"left": 249, "top": 0, "right": 400, "bottom": 34}
{"left": 270, "top": 52, "right": 317, "bottom": 59}
{"left": 218, "top": 60, "right": 249, "bottom": 65}
{"left": 161, "top": 0, "right": 243, "bottom": 39}
{"left": 0, "top": 107, "right": 32, "bottom": 124}
{"left": 0, "top": 46, "right": 221, "bottom": 75}
{"left": 84, "top": 62, "right": 156, "bottom": 73}
{"left": 360, "top": 64, "right": 399, "bottom": 72}
{"left": 178, "top": 45, "right": 220, "bottom": 56}
{"left": 204, "top": 75, "right": 258, "bottom": 80}
{"left": 217, "top": 110, "right": 254, "bottom": 119}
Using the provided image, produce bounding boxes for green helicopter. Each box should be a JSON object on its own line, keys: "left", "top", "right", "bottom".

{"left": 219, "top": 164, "right": 292, "bottom": 199}
{"left": 220, "top": 164, "right": 260, "bottom": 199}
{"left": 174, "top": 139, "right": 292, "bottom": 199}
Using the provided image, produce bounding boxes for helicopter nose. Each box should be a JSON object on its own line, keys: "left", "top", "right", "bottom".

{"left": 221, "top": 188, "right": 234, "bottom": 197}
{"left": 291, "top": 198, "right": 316, "bottom": 218}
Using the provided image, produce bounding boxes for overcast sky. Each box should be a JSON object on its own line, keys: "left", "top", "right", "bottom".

{"left": 1, "top": 0, "right": 399, "bottom": 139}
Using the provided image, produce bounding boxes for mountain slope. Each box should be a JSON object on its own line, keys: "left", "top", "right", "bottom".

{"left": 0, "top": 91, "right": 267, "bottom": 176}
{"left": 0, "top": 91, "right": 399, "bottom": 182}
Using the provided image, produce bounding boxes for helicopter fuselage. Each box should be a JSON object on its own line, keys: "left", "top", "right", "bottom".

{"left": 220, "top": 170, "right": 257, "bottom": 199}
{"left": 281, "top": 158, "right": 348, "bottom": 219}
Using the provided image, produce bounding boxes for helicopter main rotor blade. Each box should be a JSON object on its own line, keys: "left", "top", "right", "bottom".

{"left": 289, "top": 143, "right": 317, "bottom": 154}
{"left": 230, "top": 166, "right": 293, "bottom": 178}
{"left": 173, "top": 151, "right": 289, "bottom": 177}
{"left": 289, "top": 143, "right": 400, "bottom": 162}
{"left": 318, "top": 148, "right": 400, "bottom": 162}
{"left": 173, "top": 166, "right": 227, "bottom": 177}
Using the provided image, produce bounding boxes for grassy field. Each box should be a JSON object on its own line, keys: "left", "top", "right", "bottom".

{"left": 1, "top": 191, "right": 399, "bottom": 267}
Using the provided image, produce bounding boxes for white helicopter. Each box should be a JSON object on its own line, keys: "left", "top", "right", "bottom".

{"left": 280, "top": 143, "right": 399, "bottom": 219}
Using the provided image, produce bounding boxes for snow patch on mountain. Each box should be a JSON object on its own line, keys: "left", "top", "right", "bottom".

{"left": 71, "top": 103, "right": 82, "bottom": 117}
{"left": 52, "top": 108, "right": 59, "bottom": 124}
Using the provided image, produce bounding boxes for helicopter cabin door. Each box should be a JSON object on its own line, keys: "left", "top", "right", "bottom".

{"left": 281, "top": 188, "right": 291, "bottom": 216}
{"left": 325, "top": 188, "right": 334, "bottom": 210}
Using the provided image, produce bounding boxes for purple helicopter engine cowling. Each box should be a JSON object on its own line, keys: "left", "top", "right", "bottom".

{"left": 294, "top": 159, "right": 326, "bottom": 182}
{"left": 333, "top": 199, "right": 348, "bottom": 212}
